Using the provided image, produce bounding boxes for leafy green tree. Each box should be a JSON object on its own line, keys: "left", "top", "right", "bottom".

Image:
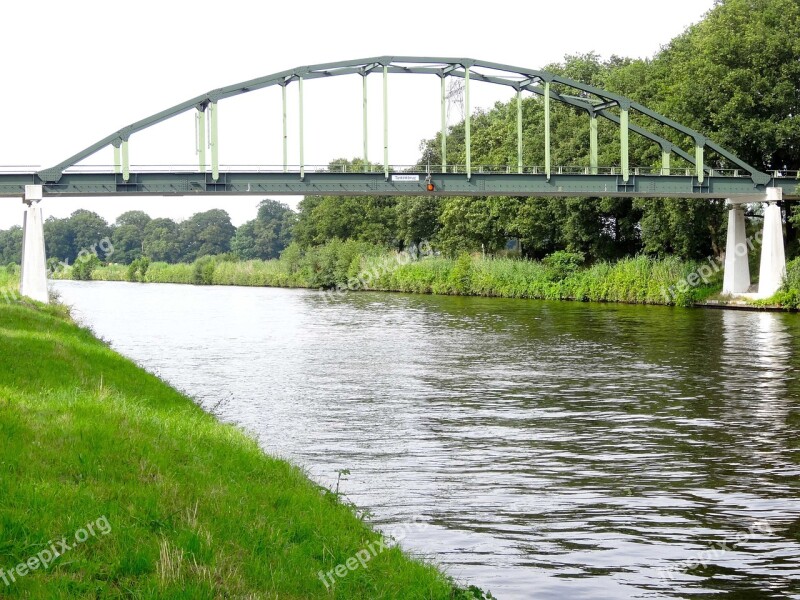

{"left": 630, "top": 0, "right": 800, "bottom": 254}
{"left": 542, "top": 250, "right": 586, "bottom": 281}
{"left": 43, "top": 217, "right": 76, "bottom": 263}
{"left": 69, "top": 210, "right": 112, "bottom": 260}
{"left": 294, "top": 195, "right": 397, "bottom": 248}
{"left": 436, "top": 197, "right": 518, "bottom": 256}
{"left": 42, "top": 211, "right": 111, "bottom": 264}
{"left": 256, "top": 199, "right": 295, "bottom": 250}
{"left": 232, "top": 200, "right": 296, "bottom": 260}
{"left": 560, "top": 198, "right": 605, "bottom": 257}
{"left": 292, "top": 159, "right": 398, "bottom": 248}
{"left": 567, "top": 197, "right": 641, "bottom": 260}
{"left": 178, "top": 209, "right": 236, "bottom": 262}
{"left": 231, "top": 221, "right": 258, "bottom": 260}
{"left": 513, "top": 198, "right": 566, "bottom": 259}
{"left": 412, "top": 2, "right": 800, "bottom": 261}
{"left": 142, "top": 218, "right": 181, "bottom": 263}
{"left": 0, "top": 226, "right": 23, "bottom": 264}
{"left": 112, "top": 211, "right": 151, "bottom": 264}
{"left": 644, "top": 0, "right": 800, "bottom": 172}
{"left": 396, "top": 197, "right": 441, "bottom": 249}
{"left": 415, "top": 54, "right": 657, "bottom": 261}
{"left": 599, "top": 198, "right": 642, "bottom": 257}
{"left": 193, "top": 255, "right": 217, "bottom": 285}
{"left": 635, "top": 198, "right": 727, "bottom": 259}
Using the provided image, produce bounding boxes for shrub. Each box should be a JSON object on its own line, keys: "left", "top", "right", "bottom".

{"left": 145, "top": 262, "right": 194, "bottom": 284}
{"left": 72, "top": 255, "right": 100, "bottom": 281}
{"left": 46, "top": 257, "right": 64, "bottom": 274}
{"left": 127, "top": 257, "right": 151, "bottom": 282}
{"left": 193, "top": 256, "right": 216, "bottom": 285}
{"left": 775, "top": 258, "right": 800, "bottom": 308}
{"left": 542, "top": 251, "right": 585, "bottom": 282}
{"left": 447, "top": 253, "right": 473, "bottom": 294}
{"left": 783, "top": 257, "right": 800, "bottom": 292}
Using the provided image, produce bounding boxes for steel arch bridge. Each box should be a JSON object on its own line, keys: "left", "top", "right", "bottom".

{"left": 1, "top": 56, "right": 797, "bottom": 200}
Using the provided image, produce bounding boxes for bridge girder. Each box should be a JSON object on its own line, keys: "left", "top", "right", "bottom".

{"left": 1, "top": 171, "right": 797, "bottom": 200}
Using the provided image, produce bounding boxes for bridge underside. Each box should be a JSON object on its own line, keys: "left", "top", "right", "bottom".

{"left": 0, "top": 172, "right": 797, "bottom": 200}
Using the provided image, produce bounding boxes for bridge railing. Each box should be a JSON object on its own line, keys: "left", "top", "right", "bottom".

{"left": 56, "top": 163, "right": 761, "bottom": 178}
{"left": 0, "top": 165, "right": 41, "bottom": 173}
{"left": 770, "top": 170, "right": 800, "bottom": 179}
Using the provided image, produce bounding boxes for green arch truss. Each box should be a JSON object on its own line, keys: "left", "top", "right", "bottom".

{"left": 38, "top": 56, "right": 771, "bottom": 187}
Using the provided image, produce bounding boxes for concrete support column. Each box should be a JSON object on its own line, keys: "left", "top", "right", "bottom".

{"left": 722, "top": 203, "right": 751, "bottom": 295}
{"left": 20, "top": 185, "right": 49, "bottom": 304}
{"left": 757, "top": 188, "right": 786, "bottom": 299}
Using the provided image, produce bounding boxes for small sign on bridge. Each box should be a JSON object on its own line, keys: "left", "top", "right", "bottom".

{"left": 391, "top": 174, "right": 420, "bottom": 182}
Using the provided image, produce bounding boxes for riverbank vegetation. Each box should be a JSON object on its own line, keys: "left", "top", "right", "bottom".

{"left": 4, "top": 0, "right": 800, "bottom": 308}
{"left": 0, "top": 272, "right": 488, "bottom": 598}
{"left": 53, "top": 242, "right": 725, "bottom": 307}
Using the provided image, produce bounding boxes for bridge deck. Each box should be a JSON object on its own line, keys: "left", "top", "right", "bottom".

{"left": 0, "top": 170, "right": 797, "bottom": 200}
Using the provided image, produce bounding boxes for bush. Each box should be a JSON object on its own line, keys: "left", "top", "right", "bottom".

{"left": 783, "top": 257, "right": 800, "bottom": 292}
{"left": 127, "top": 257, "right": 151, "bottom": 282}
{"left": 193, "top": 256, "right": 216, "bottom": 285}
{"left": 46, "top": 257, "right": 65, "bottom": 274}
{"left": 72, "top": 255, "right": 100, "bottom": 281}
{"left": 301, "top": 239, "right": 385, "bottom": 289}
{"left": 145, "top": 262, "right": 194, "bottom": 284}
{"left": 775, "top": 257, "right": 800, "bottom": 308}
{"left": 542, "top": 251, "right": 585, "bottom": 282}
{"left": 447, "top": 253, "right": 473, "bottom": 294}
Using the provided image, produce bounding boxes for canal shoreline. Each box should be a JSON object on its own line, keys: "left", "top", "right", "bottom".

{"left": 52, "top": 273, "right": 798, "bottom": 314}
{"left": 49, "top": 248, "right": 800, "bottom": 312}
{"left": 698, "top": 299, "right": 795, "bottom": 312}
{"left": 0, "top": 273, "right": 485, "bottom": 598}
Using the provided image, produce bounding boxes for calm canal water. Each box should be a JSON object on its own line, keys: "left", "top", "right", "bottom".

{"left": 53, "top": 280, "right": 800, "bottom": 599}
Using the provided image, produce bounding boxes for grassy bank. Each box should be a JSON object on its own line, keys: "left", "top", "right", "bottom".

{"left": 0, "top": 273, "right": 485, "bottom": 598}
{"left": 54, "top": 240, "right": 730, "bottom": 307}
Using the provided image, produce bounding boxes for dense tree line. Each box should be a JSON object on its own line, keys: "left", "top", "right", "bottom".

{"left": 288, "top": 0, "right": 800, "bottom": 262}
{"left": 0, "top": 200, "right": 296, "bottom": 268}
{"left": 0, "top": 0, "right": 796, "bottom": 268}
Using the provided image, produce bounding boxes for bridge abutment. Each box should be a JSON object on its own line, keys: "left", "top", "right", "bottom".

{"left": 19, "top": 185, "right": 49, "bottom": 304}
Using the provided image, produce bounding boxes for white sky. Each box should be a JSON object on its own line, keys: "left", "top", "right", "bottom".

{"left": 0, "top": 0, "right": 715, "bottom": 230}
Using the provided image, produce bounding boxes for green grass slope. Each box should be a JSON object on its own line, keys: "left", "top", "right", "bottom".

{"left": 0, "top": 273, "right": 479, "bottom": 599}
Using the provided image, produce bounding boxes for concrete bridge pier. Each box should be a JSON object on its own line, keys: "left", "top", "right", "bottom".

{"left": 19, "top": 185, "right": 49, "bottom": 304}
{"left": 722, "top": 187, "right": 786, "bottom": 299}
{"left": 722, "top": 203, "right": 751, "bottom": 295}
{"left": 758, "top": 188, "right": 787, "bottom": 298}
